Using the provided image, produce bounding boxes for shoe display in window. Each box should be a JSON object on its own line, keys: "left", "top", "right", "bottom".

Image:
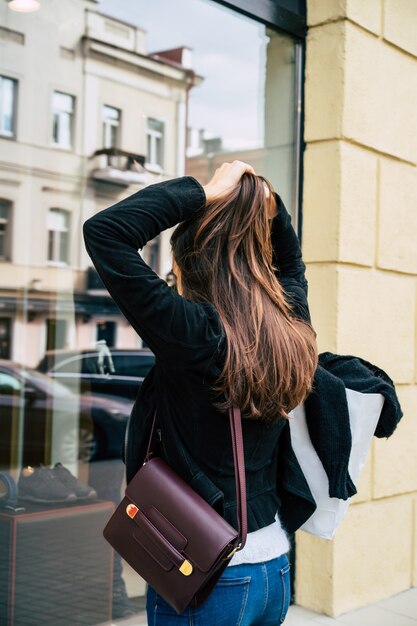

{"left": 17, "top": 466, "right": 78, "bottom": 504}
{"left": 51, "top": 462, "right": 97, "bottom": 500}
{"left": 112, "top": 580, "right": 137, "bottom": 619}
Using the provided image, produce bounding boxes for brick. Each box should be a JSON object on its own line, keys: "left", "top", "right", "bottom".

{"left": 346, "top": 0, "right": 381, "bottom": 34}
{"left": 373, "top": 385, "right": 417, "bottom": 498}
{"left": 305, "top": 21, "right": 345, "bottom": 142}
{"left": 302, "top": 142, "right": 341, "bottom": 262}
{"left": 303, "top": 142, "right": 377, "bottom": 266}
{"left": 295, "top": 529, "right": 334, "bottom": 614}
{"left": 307, "top": 0, "right": 346, "bottom": 26}
{"left": 339, "top": 142, "right": 377, "bottom": 266}
{"left": 378, "top": 159, "right": 417, "bottom": 274}
{"left": 304, "top": 263, "right": 338, "bottom": 352}
{"left": 413, "top": 496, "right": 417, "bottom": 587}
{"left": 384, "top": 0, "right": 417, "bottom": 57}
{"left": 307, "top": 0, "right": 382, "bottom": 34}
{"left": 344, "top": 23, "right": 417, "bottom": 163}
{"left": 332, "top": 497, "right": 413, "bottom": 614}
{"left": 337, "top": 267, "right": 415, "bottom": 383}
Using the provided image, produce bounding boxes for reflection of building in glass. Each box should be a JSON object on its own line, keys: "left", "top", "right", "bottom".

{"left": 186, "top": 127, "right": 223, "bottom": 157}
{"left": 102, "top": 105, "right": 121, "bottom": 149}
{"left": 0, "top": 1, "right": 202, "bottom": 366}
{"left": 186, "top": 29, "right": 298, "bottom": 221}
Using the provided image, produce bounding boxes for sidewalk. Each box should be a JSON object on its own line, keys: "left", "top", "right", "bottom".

{"left": 109, "top": 586, "right": 417, "bottom": 626}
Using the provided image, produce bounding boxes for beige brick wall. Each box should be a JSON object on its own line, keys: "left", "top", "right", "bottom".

{"left": 298, "top": 0, "right": 417, "bottom": 616}
{"left": 414, "top": 496, "right": 417, "bottom": 587}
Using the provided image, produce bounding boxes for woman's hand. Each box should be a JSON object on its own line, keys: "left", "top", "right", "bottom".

{"left": 203, "top": 160, "right": 256, "bottom": 202}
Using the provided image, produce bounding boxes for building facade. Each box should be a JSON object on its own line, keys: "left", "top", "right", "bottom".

{"left": 297, "top": 0, "right": 417, "bottom": 615}
{"left": 0, "top": 0, "right": 199, "bottom": 367}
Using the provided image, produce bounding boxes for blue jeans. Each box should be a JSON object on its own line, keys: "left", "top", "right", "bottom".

{"left": 145, "top": 552, "right": 291, "bottom": 625}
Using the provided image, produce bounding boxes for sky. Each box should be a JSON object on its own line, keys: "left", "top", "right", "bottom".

{"left": 98, "top": 0, "right": 268, "bottom": 150}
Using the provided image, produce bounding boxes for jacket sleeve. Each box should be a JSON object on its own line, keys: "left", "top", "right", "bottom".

{"left": 82, "top": 176, "right": 223, "bottom": 364}
{"left": 270, "top": 193, "right": 312, "bottom": 323}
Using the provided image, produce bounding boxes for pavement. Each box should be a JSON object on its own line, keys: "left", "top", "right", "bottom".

{"left": 105, "top": 585, "right": 417, "bottom": 626}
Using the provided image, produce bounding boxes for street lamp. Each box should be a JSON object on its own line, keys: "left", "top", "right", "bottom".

{"left": 8, "top": 0, "right": 40, "bottom": 12}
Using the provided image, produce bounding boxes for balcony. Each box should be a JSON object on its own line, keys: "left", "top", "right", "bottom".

{"left": 89, "top": 147, "right": 150, "bottom": 187}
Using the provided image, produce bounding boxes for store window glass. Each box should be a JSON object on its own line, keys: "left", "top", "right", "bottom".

{"left": 0, "top": 0, "right": 301, "bottom": 623}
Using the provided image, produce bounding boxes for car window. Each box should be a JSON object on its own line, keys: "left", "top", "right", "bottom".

{"left": 50, "top": 355, "right": 82, "bottom": 374}
{"left": 21, "top": 369, "right": 73, "bottom": 397}
{"left": 0, "top": 372, "right": 23, "bottom": 393}
{"left": 52, "top": 354, "right": 99, "bottom": 375}
{"left": 111, "top": 354, "right": 154, "bottom": 377}
{"left": 50, "top": 352, "right": 155, "bottom": 377}
{"left": 82, "top": 355, "right": 104, "bottom": 375}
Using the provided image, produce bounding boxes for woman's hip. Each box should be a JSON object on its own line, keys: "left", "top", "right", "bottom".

{"left": 145, "top": 552, "right": 291, "bottom": 626}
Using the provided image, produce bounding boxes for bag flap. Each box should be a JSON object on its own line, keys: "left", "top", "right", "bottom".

{"left": 125, "top": 457, "right": 237, "bottom": 572}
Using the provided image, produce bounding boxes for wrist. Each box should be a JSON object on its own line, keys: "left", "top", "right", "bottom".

{"left": 202, "top": 184, "right": 217, "bottom": 203}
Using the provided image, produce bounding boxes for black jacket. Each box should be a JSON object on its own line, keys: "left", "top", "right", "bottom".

{"left": 83, "top": 176, "right": 403, "bottom": 536}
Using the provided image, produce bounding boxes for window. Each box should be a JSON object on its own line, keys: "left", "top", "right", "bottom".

{"left": 51, "top": 91, "right": 75, "bottom": 148}
{"left": 48, "top": 355, "right": 82, "bottom": 375}
{"left": 0, "top": 0, "right": 306, "bottom": 619}
{"left": 146, "top": 117, "right": 164, "bottom": 170}
{"left": 102, "top": 105, "right": 121, "bottom": 148}
{"left": 141, "top": 235, "right": 160, "bottom": 272}
{"left": 0, "top": 200, "right": 12, "bottom": 261}
{"left": 110, "top": 353, "right": 154, "bottom": 378}
{"left": 46, "top": 318, "right": 67, "bottom": 351}
{"left": 0, "top": 371, "right": 23, "bottom": 393}
{"left": 47, "top": 208, "right": 70, "bottom": 265}
{"left": 0, "top": 318, "right": 12, "bottom": 359}
{"left": 0, "top": 76, "right": 17, "bottom": 138}
{"left": 96, "top": 320, "right": 116, "bottom": 347}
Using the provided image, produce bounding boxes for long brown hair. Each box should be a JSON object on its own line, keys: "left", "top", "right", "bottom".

{"left": 170, "top": 173, "right": 318, "bottom": 423}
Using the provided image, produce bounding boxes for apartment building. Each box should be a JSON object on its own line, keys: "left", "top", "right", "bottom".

{"left": 0, "top": 0, "right": 201, "bottom": 366}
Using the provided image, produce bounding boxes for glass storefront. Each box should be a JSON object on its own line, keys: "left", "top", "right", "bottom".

{"left": 0, "top": 0, "right": 303, "bottom": 623}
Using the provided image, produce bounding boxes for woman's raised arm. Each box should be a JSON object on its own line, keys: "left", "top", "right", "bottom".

{"left": 82, "top": 176, "right": 223, "bottom": 365}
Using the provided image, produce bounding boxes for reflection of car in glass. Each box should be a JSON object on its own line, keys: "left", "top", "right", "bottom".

{"left": 37, "top": 348, "right": 155, "bottom": 401}
{"left": 0, "top": 360, "right": 132, "bottom": 468}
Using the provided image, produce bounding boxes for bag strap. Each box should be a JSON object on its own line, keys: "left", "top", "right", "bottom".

{"left": 144, "top": 406, "right": 247, "bottom": 551}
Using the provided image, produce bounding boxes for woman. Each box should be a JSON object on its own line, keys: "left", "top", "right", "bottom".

{"left": 83, "top": 160, "right": 318, "bottom": 625}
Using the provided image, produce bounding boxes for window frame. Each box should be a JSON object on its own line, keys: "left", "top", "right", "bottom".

{"left": 47, "top": 207, "right": 71, "bottom": 267}
{"left": 212, "top": 0, "right": 307, "bottom": 38}
{"left": 0, "top": 75, "right": 18, "bottom": 139}
{"left": 102, "top": 104, "right": 121, "bottom": 149}
{"left": 51, "top": 90, "right": 75, "bottom": 150}
{"left": 0, "top": 199, "right": 12, "bottom": 262}
{"left": 145, "top": 117, "right": 165, "bottom": 172}
{"left": 141, "top": 233, "right": 161, "bottom": 274}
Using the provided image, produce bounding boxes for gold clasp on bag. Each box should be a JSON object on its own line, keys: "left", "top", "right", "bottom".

{"left": 179, "top": 560, "right": 193, "bottom": 576}
{"left": 226, "top": 543, "right": 242, "bottom": 559}
{"left": 126, "top": 504, "right": 139, "bottom": 519}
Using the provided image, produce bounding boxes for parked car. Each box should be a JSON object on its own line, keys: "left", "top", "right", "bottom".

{"left": 37, "top": 347, "right": 155, "bottom": 401}
{"left": 0, "top": 360, "right": 133, "bottom": 468}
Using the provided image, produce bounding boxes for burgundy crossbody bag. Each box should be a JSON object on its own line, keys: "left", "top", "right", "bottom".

{"left": 103, "top": 405, "right": 247, "bottom": 614}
